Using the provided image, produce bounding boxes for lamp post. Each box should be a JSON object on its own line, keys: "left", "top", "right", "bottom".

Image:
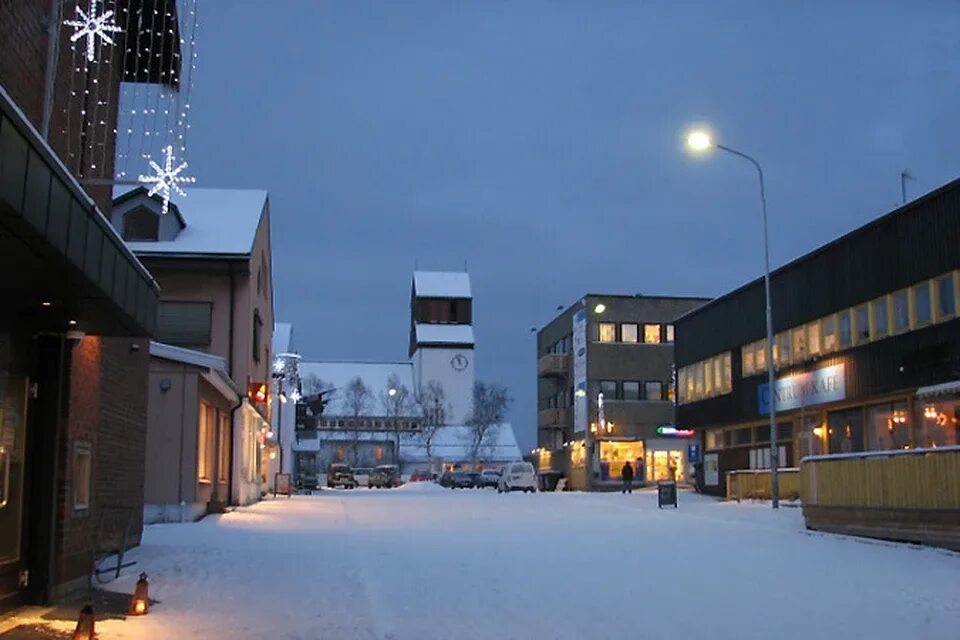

{"left": 686, "top": 129, "right": 780, "bottom": 508}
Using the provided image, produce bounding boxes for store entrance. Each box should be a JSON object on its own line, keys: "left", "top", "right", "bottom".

{"left": 0, "top": 373, "right": 28, "bottom": 611}
{"left": 646, "top": 450, "right": 684, "bottom": 482}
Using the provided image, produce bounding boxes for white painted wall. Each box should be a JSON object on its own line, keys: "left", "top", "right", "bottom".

{"left": 413, "top": 347, "right": 474, "bottom": 424}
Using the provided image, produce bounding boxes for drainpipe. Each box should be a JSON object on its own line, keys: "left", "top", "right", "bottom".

{"left": 44, "top": 335, "right": 67, "bottom": 603}
{"left": 176, "top": 370, "right": 187, "bottom": 522}
{"left": 226, "top": 264, "right": 238, "bottom": 505}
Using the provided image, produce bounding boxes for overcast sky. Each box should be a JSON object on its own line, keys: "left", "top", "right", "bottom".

{"left": 185, "top": 1, "right": 960, "bottom": 450}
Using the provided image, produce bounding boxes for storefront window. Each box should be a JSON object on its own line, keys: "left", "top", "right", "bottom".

{"left": 645, "top": 449, "right": 684, "bottom": 482}
{"left": 914, "top": 282, "right": 932, "bottom": 326}
{"left": 705, "top": 429, "right": 723, "bottom": 450}
{"left": 822, "top": 315, "right": 837, "bottom": 352}
{"left": 755, "top": 339, "right": 767, "bottom": 370}
{"left": 742, "top": 344, "right": 755, "bottom": 376}
{"left": 777, "top": 333, "right": 791, "bottom": 367}
{"left": 937, "top": 273, "right": 956, "bottom": 320}
{"left": 798, "top": 416, "right": 824, "bottom": 459}
{"left": 855, "top": 304, "right": 870, "bottom": 343}
{"left": 892, "top": 290, "right": 909, "bottom": 333}
{"left": 600, "top": 441, "right": 644, "bottom": 480}
{"left": 867, "top": 402, "right": 911, "bottom": 451}
{"left": 871, "top": 297, "right": 888, "bottom": 339}
{"left": 919, "top": 400, "right": 959, "bottom": 448}
{"left": 828, "top": 408, "right": 864, "bottom": 454}
{"left": 791, "top": 327, "right": 806, "bottom": 362}
{"left": 807, "top": 320, "right": 821, "bottom": 355}
{"left": 599, "top": 322, "right": 616, "bottom": 343}
{"left": 838, "top": 309, "right": 852, "bottom": 348}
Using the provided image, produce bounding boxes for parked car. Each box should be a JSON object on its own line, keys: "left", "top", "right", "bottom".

{"left": 297, "top": 473, "right": 319, "bottom": 491}
{"left": 478, "top": 469, "right": 501, "bottom": 488}
{"left": 440, "top": 471, "right": 475, "bottom": 489}
{"left": 327, "top": 463, "right": 358, "bottom": 489}
{"left": 498, "top": 462, "right": 537, "bottom": 493}
{"left": 466, "top": 472, "right": 482, "bottom": 488}
{"left": 353, "top": 467, "right": 373, "bottom": 487}
{"left": 409, "top": 469, "right": 432, "bottom": 482}
{"left": 369, "top": 465, "right": 400, "bottom": 488}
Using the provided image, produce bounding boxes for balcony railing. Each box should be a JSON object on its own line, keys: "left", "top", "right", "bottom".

{"left": 538, "top": 408, "right": 571, "bottom": 428}
{"left": 538, "top": 353, "right": 569, "bottom": 377}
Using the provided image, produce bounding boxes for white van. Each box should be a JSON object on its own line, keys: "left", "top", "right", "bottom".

{"left": 497, "top": 462, "right": 537, "bottom": 493}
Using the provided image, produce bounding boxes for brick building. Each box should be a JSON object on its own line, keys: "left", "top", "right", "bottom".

{"left": 0, "top": 1, "right": 176, "bottom": 609}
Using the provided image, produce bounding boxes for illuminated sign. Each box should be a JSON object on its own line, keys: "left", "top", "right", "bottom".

{"left": 657, "top": 425, "right": 696, "bottom": 438}
{"left": 247, "top": 382, "right": 268, "bottom": 404}
{"left": 758, "top": 363, "right": 845, "bottom": 415}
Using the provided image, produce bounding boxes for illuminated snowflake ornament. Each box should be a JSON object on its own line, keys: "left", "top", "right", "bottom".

{"left": 138, "top": 146, "right": 196, "bottom": 215}
{"left": 64, "top": 0, "right": 123, "bottom": 63}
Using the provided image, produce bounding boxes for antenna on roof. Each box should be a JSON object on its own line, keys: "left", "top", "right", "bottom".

{"left": 901, "top": 170, "right": 916, "bottom": 204}
{"left": 463, "top": 259, "right": 468, "bottom": 272}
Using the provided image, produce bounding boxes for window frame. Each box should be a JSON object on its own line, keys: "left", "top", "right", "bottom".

{"left": 935, "top": 272, "right": 957, "bottom": 322}
{"left": 198, "top": 402, "right": 215, "bottom": 482}
{"left": 643, "top": 324, "right": 662, "bottom": 344}
{"left": 806, "top": 320, "right": 821, "bottom": 356}
{"left": 665, "top": 324, "right": 675, "bottom": 343}
{"left": 912, "top": 281, "right": 932, "bottom": 327}
{"left": 891, "top": 289, "right": 909, "bottom": 334}
{"left": 598, "top": 322, "right": 617, "bottom": 343}
{"left": 644, "top": 381, "right": 664, "bottom": 401}
{"left": 599, "top": 380, "right": 618, "bottom": 400}
{"left": 73, "top": 442, "right": 92, "bottom": 512}
{"left": 620, "top": 323, "right": 638, "bottom": 344}
{"left": 854, "top": 303, "right": 870, "bottom": 345}
{"left": 822, "top": 314, "right": 838, "bottom": 353}
{"left": 871, "top": 296, "right": 889, "bottom": 340}
{"left": 622, "top": 381, "right": 640, "bottom": 401}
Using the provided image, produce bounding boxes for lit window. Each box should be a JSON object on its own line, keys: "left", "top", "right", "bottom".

{"left": 914, "top": 282, "right": 932, "bottom": 326}
{"left": 821, "top": 315, "right": 837, "bottom": 352}
{"left": 74, "top": 443, "right": 92, "bottom": 511}
{"left": 666, "top": 381, "right": 675, "bottom": 402}
{"left": 704, "top": 360, "right": 714, "bottom": 395}
{"left": 218, "top": 413, "right": 230, "bottom": 483}
{"left": 777, "top": 332, "right": 791, "bottom": 367}
{"left": 741, "top": 345, "right": 755, "bottom": 376}
{"left": 892, "top": 290, "right": 909, "bottom": 333}
{"left": 722, "top": 353, "right": 731, "bottom": 391}
{"left": 622, "top": 381, "right": 640, "bottom": 400}
{"left": 599, "top": 323, "right": 616, "bottom": 343}
{"left": 871, "top": 298, "right": 888, "bottom": 339}
{"left": 644, "top": 381, "right": 663, "bottom": 401}
{"left": 791, "top": 327, "right": 807, "bottom": 362}
{"left": 838, "top": 309, "right": 852, "bottom": 348}
{"left": 937, "top": 273, "right": 956, "bottom": 320}
{"left": 643, "top": 324, "right": 662, "bottom": 344}
{"left": 855, "top": 304, "right": 870, "bottom": 343}
{"left": 755, "top": 340, "right": 767, "bottom": 371}
{"left": 713, "top": 357, "right": 723, "bottom": 393}
{"left": 620, "top": 323, "right": 638, "bottom": 343}
{"left": 693, "top": 364, "right": 704, "bottom": 399}
{"left": 665, "top": 325, "right": 675, "bottom": 342}
{"left": 806, "top": 321, "right": 821, "bottom": 355}
{"left": 705, "top": 430, "right": 723, "bottom": 450}
{"left": 198, "top": 402, "right": 214, "bottom": 481}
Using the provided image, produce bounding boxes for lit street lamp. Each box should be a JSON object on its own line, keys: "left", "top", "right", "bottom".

{"left": 685, "top": 128, "right": 780, "bottom": 508}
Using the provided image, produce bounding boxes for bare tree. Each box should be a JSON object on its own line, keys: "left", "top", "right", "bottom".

{"left": 378, "top": 373, "right": 413, "bottom": 464}
{"left": 301, "top": 373, "right": 332, "bottom": 395}
{"left": 416, "top": 380, "right": 450, "bottom": 473}
{"left": 465, "top": 382, "right": 511, "bottom": 465}
{"left": 341, "top": 377, "right": 371, "bottom": 465}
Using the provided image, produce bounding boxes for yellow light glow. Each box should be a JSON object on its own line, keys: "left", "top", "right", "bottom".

{"left": 686, "top": 129, "right": 713, "bottom": 151}
{"left": 269, "top": 450, "right": 277, "bottom": 460}
{"left": 812, "top": 427, "right": 824, "bottom": 437}
{"left": 593, "top": 303, "right": 606, "bottom": 314}
{"left": 134, "top": 600, "right": 146, "bottom": 615}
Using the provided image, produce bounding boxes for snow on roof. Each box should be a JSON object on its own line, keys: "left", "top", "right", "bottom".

{"left": 150, "top": 340, "right": 227, "bottom": 371}
{"left": 916, "top": 380, "right": 960, "bottom": 398}
{"left": 118, "top": 187, "right": 268, "bottom": 256}
{"left": 298, "top": 360, "right": 415, "bottom": 398}
{"left": 413, "top": 271, "right": 472, "bottom": 299}
{"left": 414, "top": 324, "right": 474, "bottom": 346}
{"left": 272, "top": 322, "right": 293, "bottom": 354}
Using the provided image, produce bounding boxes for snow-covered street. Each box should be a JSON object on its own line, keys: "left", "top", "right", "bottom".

{"left": 95, "top": 484, "right": 959, "bottom": 640}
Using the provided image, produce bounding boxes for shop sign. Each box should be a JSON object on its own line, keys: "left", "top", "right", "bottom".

{"left": 247, "top": 382, "right": 269, "bottom": 405}
{"left": 572, "top": 309, "right": 588, "bottom": 433}
{"left": 656, "top": 425, "right": 695, "bottom": 437}
{"left": 758, "top": 363, "right": 845, "bottom": 415}
{"left": 687, "top": 443, "right": 701, "bottom": 464}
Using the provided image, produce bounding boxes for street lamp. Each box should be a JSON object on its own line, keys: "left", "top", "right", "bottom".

{"left": 685, "top": 127, "right": 780, "bottom": 509}
{"left": 388, "top": 387, "right": 398, "bottom": 397}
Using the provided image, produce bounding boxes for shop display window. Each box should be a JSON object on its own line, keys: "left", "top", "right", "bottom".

{"left": 919, "top": 400, "right": 959, "bottom": 448}
{"left": 645, "top": 449, "right": 684, "bottom": 482}
{"left": 600, "top": 441, "right": 644, "bottom": 480}
{"left": 828, "top": 408, "right": 864, "bottom": 454}
{"left": 867, "top": 402, "right": 911, "bottom": 451}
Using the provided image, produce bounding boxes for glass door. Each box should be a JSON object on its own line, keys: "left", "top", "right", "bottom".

{"left": 0, "top": 373, "right": 28, "bottom": 604}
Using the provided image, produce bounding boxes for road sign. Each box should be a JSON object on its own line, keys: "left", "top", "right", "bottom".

{"left": 687, "top": 443, "right": 701, "bottom": 464}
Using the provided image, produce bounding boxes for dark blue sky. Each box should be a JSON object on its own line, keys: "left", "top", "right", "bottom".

{"left": 186, "top": 1, "right": 960, "bottom": 450}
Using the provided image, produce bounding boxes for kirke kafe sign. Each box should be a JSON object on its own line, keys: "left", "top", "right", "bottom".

{"left": 758, "top": 363, "right": 845, "bottom": 415}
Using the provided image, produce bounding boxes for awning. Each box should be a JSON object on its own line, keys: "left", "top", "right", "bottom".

{"left": 916, "top": 381, "right": 960, "bottom": 399}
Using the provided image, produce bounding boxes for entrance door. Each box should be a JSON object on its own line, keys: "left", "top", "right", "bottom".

{"left": 0, "top": 373, "right": 28, "bottom": 610}
{"left": 648, "top": 450, "right": 685, "bottom": 482}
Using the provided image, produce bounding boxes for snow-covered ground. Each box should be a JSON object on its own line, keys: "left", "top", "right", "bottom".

{"left": 91, "top": 484, "right": 958, "bottom": 640}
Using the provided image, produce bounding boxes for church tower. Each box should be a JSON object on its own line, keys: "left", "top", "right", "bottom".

{"left": 409, "top": 271, "right": 475, "bottom": 424}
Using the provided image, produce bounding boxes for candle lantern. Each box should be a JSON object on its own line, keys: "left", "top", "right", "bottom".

{"left": 130, "top": 572, "right": 150, "bottom": 615}
{"left": 72, "top": 604, "right": 95, "bottom": 640}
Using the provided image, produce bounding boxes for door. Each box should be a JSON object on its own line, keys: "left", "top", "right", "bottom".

{"left": 0, "top": 373, "right": 28, "bottom": 609}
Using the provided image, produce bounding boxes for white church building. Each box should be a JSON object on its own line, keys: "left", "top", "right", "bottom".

{"left": 272, "top": 271, "right": 521, "bottom": 483}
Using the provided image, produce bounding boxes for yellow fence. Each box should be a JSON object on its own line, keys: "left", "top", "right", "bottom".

{"left": 726, "top": 468, "right": 801, "bottom": 501}
{"left": 801, "top": 447, "right": 960, "bottom": 509}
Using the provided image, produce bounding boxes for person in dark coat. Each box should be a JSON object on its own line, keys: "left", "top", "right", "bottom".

{"left": 621, "top": 461, "right": 634, "bottom": 494}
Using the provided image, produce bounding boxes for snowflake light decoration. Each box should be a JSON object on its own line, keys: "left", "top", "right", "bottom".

{"left": 64, "top": 0, "right": 123, "bottom": 63}
{"left": 138, "top": 146, "right": 196, "bottom": 215}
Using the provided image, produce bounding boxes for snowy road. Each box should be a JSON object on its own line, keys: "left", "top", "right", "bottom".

{"left": 97, "top": 484, "right": 960, "bottom": 640}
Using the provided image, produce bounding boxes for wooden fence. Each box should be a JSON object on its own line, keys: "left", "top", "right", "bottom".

{"left": 726, "top": 468, "right": 801, "bottom": 501}
{"left": 800, "top": 446, "right": 960, "bottom": 551}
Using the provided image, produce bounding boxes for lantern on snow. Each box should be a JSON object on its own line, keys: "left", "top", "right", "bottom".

{"left": 130, "top": 572, "right": 149, "bottom": 615}
{"left": 72, "top": 604, "right": 95, "bottom": 640}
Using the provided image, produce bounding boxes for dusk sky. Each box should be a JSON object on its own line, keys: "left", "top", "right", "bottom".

{"left": 184, "top": 1, "right": 960, "bottom": 450}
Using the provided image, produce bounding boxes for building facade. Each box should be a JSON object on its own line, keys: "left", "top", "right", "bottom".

{"left": 675, "top": 178, "right": 960, "bottom": 496}
{"left": 111, "top": 187, "right": 275, "bottom": 506}
{"left": 0, "top": 3, "right": 173, "bottom": 608}
{"left": 536, "top": 295, "right": 707, "bottom": 490}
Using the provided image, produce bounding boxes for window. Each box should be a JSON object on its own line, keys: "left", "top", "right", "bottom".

{"left": 914, "top": 281, "right": 932, "bottom": 326}
{"left": 776, "top": 332, "right": 791, "bottom": 367}
{"left": 755, "top": 339, "right": 766, "bottom": 371}
{"left": 643, "top": 324, "right": 662, "bottom": 344}
{"left": 694, "top": 364, "right": 704, "bottom": 398}
{"left": 122, "top": 207, "right": 159, "bottom": 241}
{"left": 705, "top": 430, "right": 723, "bottom": 450}
{"left": 665, "top": 324, "right": 675, "bottom": 342}
{"left": 198, "top": 402, "right": 215, "bottom": 481}
{"left": 622, "top": 381, "right": 640, "bottom": 401}
{"left": 855, "top": 304, "right": 870, "bottom": 343}
{"left": 828, "top": 408, "right": 863, "bottom": 454}
{"left": 704, "top": 360, "right": 714, "bottom": 395}
{"left": 600, "top": 380, "right": 617, "bottom": 399}
{"left": 838, "top": 309, "right": 852, "bottom": 348}
{"left": 721, "top": 352, "right": 731, "bottom": 391}
{"left": 806, "top": 321, "right": 821, "bottom": 356}
{"left": 867, "top": 402, "right": 911, "bottom": 451}
{"left": 791, "top": 327, "right": 806, "bottom": 362}
{"left": 218, "top": 413, "right": 230, "bottom": 483}
{"left": 667, "top": 381, "right": 675, "bottom": 402}
{"left": 734, "top": 428, "right": 752, "bottom": 446}
{"left": 741, "top": 344, "right": 755, "bottom": 376}
{"left": 253, "top": 310, "right": 263, "bottom": 362}
{"left": 937, "top": 273, "right": 956, "bottom": 320}
{"left": 599, "top": 322, "right": 616, "bottom": 343}
{"left": 892, "top": 290, "right": 909, "bottom": 333}
{"left": 822, "top": 315, "right": 838, "bottom": 352}
{"left": 871, "top": 297, "right": 888, "bottom": 339}
{"left": 74, "top": 443, "right": 92, "bottom": 511}
{"left": 620, "top": 323, "right": 638, "bottom": 343}
{"left": 156, "top": 301, "right": 213, "bottom": 347}
{"left": 644, "top": 381, "right": 663, "bottom": 401}
{"left": 713, "top": 357, "right": 723, "bottom": 393}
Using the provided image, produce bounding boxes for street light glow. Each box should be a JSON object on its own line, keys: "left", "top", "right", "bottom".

{"left": 593, "top": 303, "right": 606, "bottom": 314}
{"left": 686, "top": 129, "right": 713, "bottom": 152}
{"left": 388, "top": 388, "right": 397, "bottom": 397}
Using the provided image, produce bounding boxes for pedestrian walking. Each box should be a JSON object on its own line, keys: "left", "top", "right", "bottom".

{"left": 621, "top": 460, "right": 634, "bottom": 494}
